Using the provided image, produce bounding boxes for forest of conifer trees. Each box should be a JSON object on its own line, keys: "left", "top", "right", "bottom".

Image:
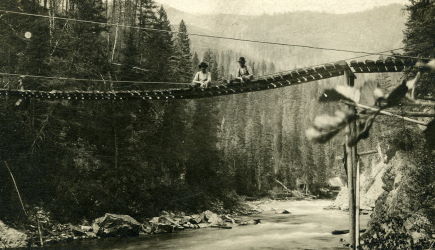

{"left": 0, "top": 0, "right": 433, "bottom": 249}
{"left": 1, "top": 5, "right": 432, "bottom": 250}
{"left": 0, "top": 0, "right": 339, "bottom": 224}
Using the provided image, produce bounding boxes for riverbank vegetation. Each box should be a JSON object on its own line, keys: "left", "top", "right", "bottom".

{"left": 361, "top": 1, "right": 435, "bottom": 248}
{"left": 0, "top": 0, "right": 335, "bottom": 229}
{"left": 0, "top": 0, "right": 433, "bottom": 249}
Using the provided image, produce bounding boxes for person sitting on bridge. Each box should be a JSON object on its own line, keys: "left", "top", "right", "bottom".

{"left": 192, "top": 62, "right": 212, "bottom": 88}
{"left": 192, "top": 62, "right": 211, "bottom": 88}
{"left": 235, "top": 57, "right": 254, "bottom": 83}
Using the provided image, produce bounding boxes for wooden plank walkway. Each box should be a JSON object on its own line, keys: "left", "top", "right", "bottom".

{"left": 0, "top": 58, "right": 415, "bottom": 101}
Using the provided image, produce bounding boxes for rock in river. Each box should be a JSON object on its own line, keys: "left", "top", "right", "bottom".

{"left": 189, "top": 214, "right": 204, "bottom": 224}
{"left": 274, "top": 209, "right": 291, "bottom": 214}
{"left": 202, "top": 210, "right": 223, "bottom": 225}
{"left": 92, "top": 213, "right": 141, "bottom": 237}
{"left": 0, "top": 220, "right": 28, "bottom": 248}
{"left": 149, "top": 216, "right": 184, "bottom": 234}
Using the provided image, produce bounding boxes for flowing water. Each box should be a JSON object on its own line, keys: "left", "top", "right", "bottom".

{"left": 49, "top": 200, "right": 368, "bottom": 250}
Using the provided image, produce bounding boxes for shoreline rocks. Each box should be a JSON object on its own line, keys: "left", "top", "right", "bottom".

{"left": 0, "top": 220, "right": 28, "bottom": 248}
{"left": 92, "top": 213, "right": 142, "bottom": 237}
{"left": 330, "top": 158, "right": 387, "bottom": 212}
{"left": 145, "top": 210, "right": 260, "bottom": 234}
{"left": 1, "top": 206, "right": 262, "bottom": 248}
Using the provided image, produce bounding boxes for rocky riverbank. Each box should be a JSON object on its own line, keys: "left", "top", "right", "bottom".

{"left": 0, "top": 205, "right": 263, "bottom": 248}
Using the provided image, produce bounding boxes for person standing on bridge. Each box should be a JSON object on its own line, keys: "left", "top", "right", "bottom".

{"left": 192, "top": 62, "right": 212, "bottom": 88}
{"left": 235, "top": 57, "right": 254, "bottom": 84}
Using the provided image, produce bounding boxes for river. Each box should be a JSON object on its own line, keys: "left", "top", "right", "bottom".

{"left": 48, "top": 200, "right": 368, "bottom": 250}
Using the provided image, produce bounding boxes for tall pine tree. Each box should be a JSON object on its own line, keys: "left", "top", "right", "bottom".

{"left": 192, "top": 52, "right": 200, "bottom": 74}
{"left": 173, "top": 20, "right": 193, "bottom": 82}
{"left": 203, "top": 49, "right": 219, "bottom": 82}
{"left": 137, "top": 0, "right": 158, "bottom": 80}
{"left": 403, "top": 0, "right": 435, "bottom": 97}
{"left": 152, "top": 6, "right": 173, "bottom": 81}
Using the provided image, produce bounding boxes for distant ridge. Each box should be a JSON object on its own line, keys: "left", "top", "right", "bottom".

{"left": 164, "top": 4, "right": 406, "bottom": 69}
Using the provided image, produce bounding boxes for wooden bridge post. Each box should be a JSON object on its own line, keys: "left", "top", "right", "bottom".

{"left": 344, "top": 69, "right": 359, "bottom": 249}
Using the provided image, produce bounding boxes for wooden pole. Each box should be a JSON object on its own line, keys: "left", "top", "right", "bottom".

{"left": 344, "top": 70, "right": 359, "bottom": 249}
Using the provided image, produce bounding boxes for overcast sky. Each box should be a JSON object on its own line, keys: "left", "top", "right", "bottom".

{"left": 156, "top": 0, "right": 407, "bottom": 15}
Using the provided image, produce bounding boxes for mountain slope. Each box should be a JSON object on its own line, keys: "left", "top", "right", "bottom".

{"left": 165, "top": 4, "right": 406, "bottom": 69}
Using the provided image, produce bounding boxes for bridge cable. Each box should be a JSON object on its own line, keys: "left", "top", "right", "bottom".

{"left": 0, "top": 47, "right": 410, "bottom": 86}
{"left": 260, "top": 47, "right": 405, "bottom": 78}
{"left": 0, "top": 9, "right": 432, "bottom": 61}
{"left": 0, "top": 73, "right": 190, "bottom": 85}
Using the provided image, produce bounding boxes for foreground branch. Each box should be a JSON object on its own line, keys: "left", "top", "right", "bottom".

{"left": 341, "top": 101, "right": 429, "bottom": 126}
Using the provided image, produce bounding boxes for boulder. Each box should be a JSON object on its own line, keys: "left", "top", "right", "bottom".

{"left": 153, "top": 224, "right": 176, "bottom": 234}
{"left": 92, "top": 213, "right": 141, "bottom": 237}
{"left": 239, "top": 219, "right": 261, "bottom": 226}
{"left": 0, "top": 220, "right": 28, "bottom": 248}
{"left": 222, "top": 215, "right": 236, "bottom": 224}
{"left": 157, "top": 216, "right": 178, "bottom": 226}
{"left": 332, "top": 159, "right": 387, "bottom": 211}
{"left": 211, "top": 224, "right": 233, "bottom": 229}
{"left": 202, "top": 210, "right": 223, "bottom": 225}
{"left": 69, "top": 225, "right": 88, "bottom": 237}
{"left": 274, "top": 209, "right": 291, "bottom": 214}
{"left": 197, "top": 223, "right": 210, "bottom": 228}
{"left": 80, "top": 225, "right": 93, "bottom": 232}
{"left": 148, "top": 215, "right": 184, "bottom": 234}
{"left": 141, "top": 222, "right": 153, "bottom": 234}
{"left": 179, "top": 216, "right": 192, "bottom": 224}
{"left": 181, "top": 221, "right": 196, "bottom": 229}
{"left": 189, "top": 214, "right": 204, "bottom": 224}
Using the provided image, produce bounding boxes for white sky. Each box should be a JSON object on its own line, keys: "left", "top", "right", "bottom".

{"left": 156, "top": 0, "right": 407, "bottom": 15}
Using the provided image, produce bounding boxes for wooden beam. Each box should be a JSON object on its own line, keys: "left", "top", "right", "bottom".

{"left": 344, "top": 69, "right": 359, "bottom": 250}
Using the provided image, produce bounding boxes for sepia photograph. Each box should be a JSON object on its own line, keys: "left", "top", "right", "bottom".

{"left": 0, "top": 0, "right": 434, "bottom": 249}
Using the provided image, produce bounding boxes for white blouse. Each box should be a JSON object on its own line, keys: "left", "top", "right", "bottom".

{"left": 193, "top": 71, "right": 211, "bottom": 82}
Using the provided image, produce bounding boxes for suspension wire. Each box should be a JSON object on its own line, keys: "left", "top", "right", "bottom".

{"left": 0, "top": 73, "right": 190, "bottom": 85}
{"left": 260, "top": 47, "right": 405, "bottom": 78}
{"left": 0, "top": 47, "right": 408, "bottom": 85}
{"left": 0, "top": 9, "right": 432, "bottom": 61}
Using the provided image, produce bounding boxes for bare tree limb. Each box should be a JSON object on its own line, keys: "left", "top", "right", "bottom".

{"left": 3, "top": 161, "right": 27, "bottom": 216}
{"left": 274, "top": 179, "right": 292, "bottom": 193}
{"left": 342, "top": 101, "right": 430, "bottom": 126}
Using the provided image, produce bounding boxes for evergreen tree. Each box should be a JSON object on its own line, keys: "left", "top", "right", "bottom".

{"left": 203, "top": 50, "right": 219, "bottom": 82}
{"left": 119, "top": 31, "right": 140, "bottom": 82}
{"left": 269, "top": 62, "right": 276, "bottom": 74}
{"left": 0, "top": 0, "right": 50, "bottom": 89}
{"left": 152, "top": 6, "right": 173, "bottom": 81}
{"left": 185, "top": 98, "right": 230, "bottom": 207}
{"left": 152, "top": 100, "right": 189, "bottom": 186}
{"left": 173, "top": 20, "right": 193, "bottom": 82}
{"left": 362, "top": 1, "right": 435, "bottom": 248}
{"left": 137, "top": 0, "right": 158, "bottom": 80}
{"left": 260, "top": 60, "right": 267, "bottom": 75}
{"left": 403, "top": 0, "right": 435, "bottom": 97}
{"left": 220, "top": 65, "right": 226, "bottom": 80}
{"left": 50, "top": 0, "right": 110, "bottom": 87}
{"left": 251, "top": 62, "right": 256, "bottom": 77}
{"left": 138, "top": 0, "right": 158, "bottom": 29}
{"left": 192, "top": 52, "right": 200, "bottom": 74}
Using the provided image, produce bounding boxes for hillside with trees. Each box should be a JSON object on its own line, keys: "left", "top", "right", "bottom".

{"left": 1, "top": 3, "right": 431, "bottom": 247}
{"left": 164, "top": 4, "right": 407, "bottom": 69}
